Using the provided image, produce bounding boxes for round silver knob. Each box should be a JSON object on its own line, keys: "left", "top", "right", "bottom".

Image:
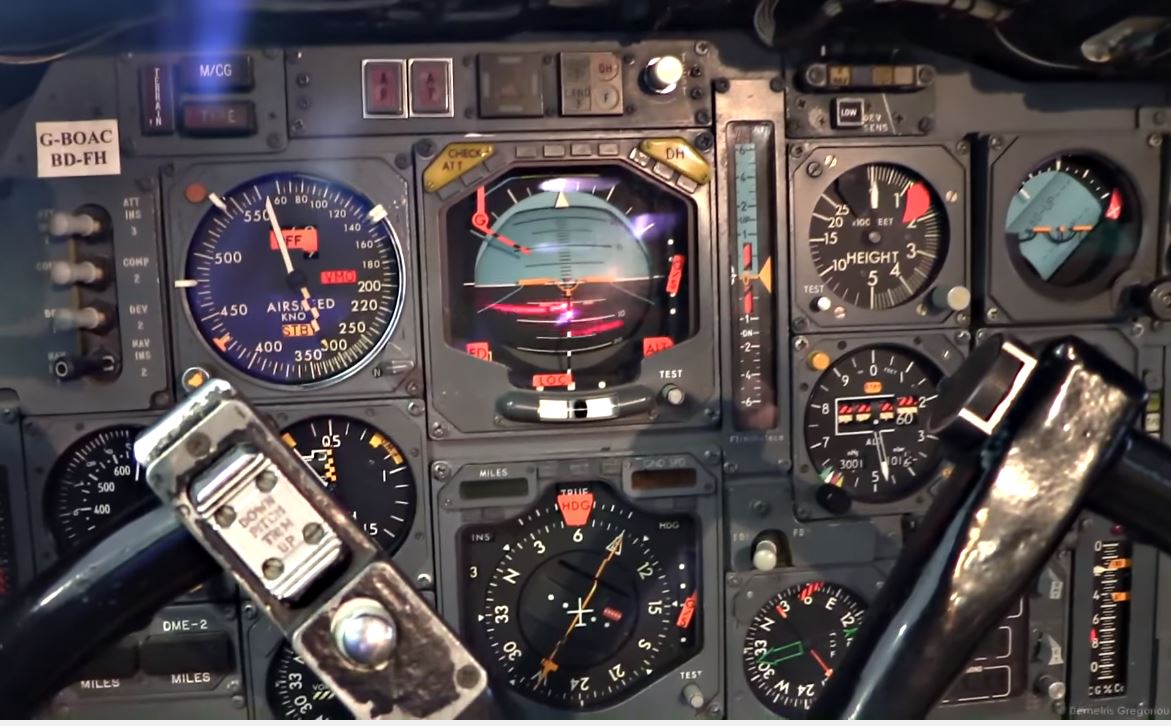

{"left": 331, "top": 597, "right": 397, "bottom": 668}
{"left": 931, "top": 284, "right": 971, "bottom": 312}
{"left": 644, "top": 56, "right": 684, "bottom": 94}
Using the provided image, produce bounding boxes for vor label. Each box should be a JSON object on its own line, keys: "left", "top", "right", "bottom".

{"left": 36, "top": 119, "right": 121, "bottom": 178}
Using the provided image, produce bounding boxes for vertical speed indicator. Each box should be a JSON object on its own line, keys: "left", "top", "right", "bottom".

{"left": 729, "top": 123, "right": 778, "bottom": 430}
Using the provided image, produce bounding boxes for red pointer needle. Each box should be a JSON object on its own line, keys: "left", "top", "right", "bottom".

{"left": 810, "top": 649, "right": 833, "bottom": 677}
{"left": 473, "top": 186, "right": 532, "bottom": 255}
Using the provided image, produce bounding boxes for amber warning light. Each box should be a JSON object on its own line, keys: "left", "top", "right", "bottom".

{"left": 268, "top": 227, "right": 319, "bottom": 255}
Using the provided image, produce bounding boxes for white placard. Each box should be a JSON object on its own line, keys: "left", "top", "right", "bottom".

{"left": 36, "top": 119, "right": 121, "bottom": 178}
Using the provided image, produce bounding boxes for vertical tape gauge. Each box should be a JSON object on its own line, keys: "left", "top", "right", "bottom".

{"left": 729, "top": 122, "right": 777, "bottom": 430}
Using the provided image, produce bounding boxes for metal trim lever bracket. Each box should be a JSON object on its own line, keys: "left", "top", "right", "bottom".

{"left": 134, "top": 379, "right": 486, "bottom": 719}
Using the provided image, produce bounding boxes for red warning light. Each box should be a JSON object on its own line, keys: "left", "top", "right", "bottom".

{"left": 269, "top": 227, "right": 319, "bottom": 255}
{"left": 532, "top": 372, "right": 573, "bottom": 388}
{"left": 557, "top": 489, "right": 595, "bottom": 527}
{"left": 320, "top": 269, "right": 358, "bottom": 285}
{"left": 602, "top": 606, "right": 624, "bottom": 623}
{"left": 465, "top": 341, "right": 492, "bottom": 361}
{"left": 676, "top": 591, "right": 698, "bottom": 629}
{"left": 643, "top": 336, "right": 675, "bottom": 358}
{"left": 665, "top": 254, "right": 685, "bottom": 297}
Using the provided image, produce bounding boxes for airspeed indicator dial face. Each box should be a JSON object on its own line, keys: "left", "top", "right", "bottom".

{"left": 460, "top": 483, "right": 702, "bottom": 709}
{"left": 184, "top": 173, "right": 405, "bottom": 386}
{"left": 808, "top": 163, "right": 946, "bottom": 310}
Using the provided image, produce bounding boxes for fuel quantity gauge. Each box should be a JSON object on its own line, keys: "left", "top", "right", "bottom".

{"left": 728, "top": 123, "right": 778, "bottom": 430}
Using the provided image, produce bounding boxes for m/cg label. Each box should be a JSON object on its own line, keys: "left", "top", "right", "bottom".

{"left": 36, "top": 119, "right": 121, "bottom": 178}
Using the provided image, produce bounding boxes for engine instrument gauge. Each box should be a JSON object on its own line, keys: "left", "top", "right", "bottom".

{"left": 808, "top": 163, "right": 946, "bottom": 310}
{"left": 281, "top": 415, "right": 416, "bottom": 554}
{"left": 1005, "top": 155, "right": 1139, "bottom": 296}
{"left": 1088, "top": 538, "right": 1132, "bottom": 698}
{"left": 729, "top": 123, "right": 778, "bottom": 430}
{"left": 0, "top": 484, "right": 14, "bottom": 608}
{"left": 742, "top": 581, "right": 866, "bottom": 718}
{"left": 460, "top": 482, "right": 701, "bottom": 709}
{"left": 266, "top": 642, "right": 353, "bottom": 720}
{"left": 45, "top": 425, "right": 152, "bottom": 552}
{"left": 184, "top": 173, "right": 405, "bottom": 386}
{"left": 804, "top": 346, "right": 942, "bottom": 503}
{"left": 442, "top": 165, "right": 696, "bottom": 390}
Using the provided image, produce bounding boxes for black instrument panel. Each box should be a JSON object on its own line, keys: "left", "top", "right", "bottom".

{"left": 0, "top": 31, "right": 1166, "bottom": 721}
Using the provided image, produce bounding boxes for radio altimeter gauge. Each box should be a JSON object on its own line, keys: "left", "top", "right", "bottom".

{"left": 808, "top": 163, "right": 946, "bottom": 310}
{"left": 442, "top": 165, "right": 696, "bottom": 390}
{"left": 459, "top": 482, "right": 701, "bottom": 709}
{"left": 183, "top": 173, "right": 405, "bottom": 386}
{"left": 1005, "top": 155, "right": 1139, "bottom": 298}
{"left": 804, "top": 346, "right": 942, "bottom": 503}
{"left": 742, "top": 581, "right": 867, "bottom": 718}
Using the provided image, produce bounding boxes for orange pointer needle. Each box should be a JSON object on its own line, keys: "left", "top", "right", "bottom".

{"left": 537, "top": 533, "right": 624, "bottom": 685}
{"left": 473, "top": 186, "right": 532, "bottom": 255}
{"left": 810, "top": 649, "right": 833, "bottom": 677}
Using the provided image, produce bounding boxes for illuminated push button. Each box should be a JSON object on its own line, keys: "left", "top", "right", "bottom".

{"left": 639, "top": 138, "right": 711, "bottom": 185}
{"left": 477, "top": 53, "right": 544, "bottom": 118}
{"left": 180, "top": 101, "right": 256, "bottom": 137}
{"left": 408, "top": 59, "right": 453, "bottom": 116}
{"left": 364, "top": 59, "right": 406, "bottom": 116}
{"left": 178, "top": 55, "right": 253, "bottom": 92}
